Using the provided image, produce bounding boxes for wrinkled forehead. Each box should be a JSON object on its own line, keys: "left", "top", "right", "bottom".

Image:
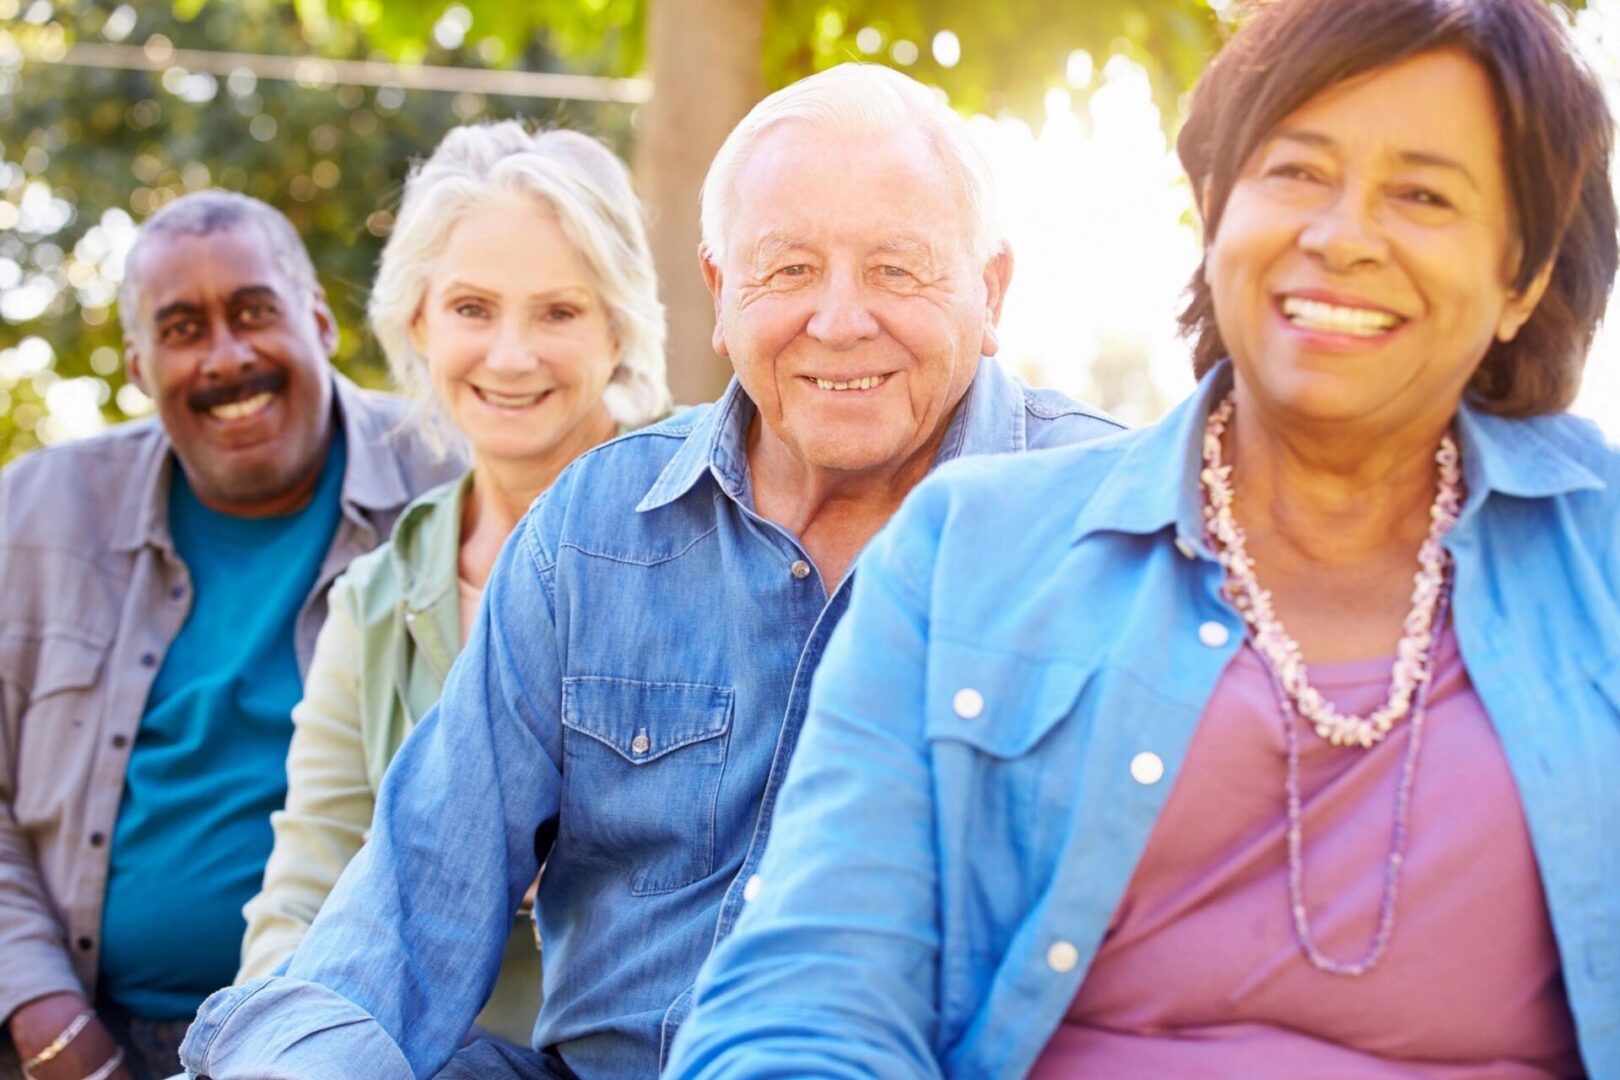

{"left": 727, "top": 120, "right": 977, "bottom": 258}
{"left": 131, "top": 221, "right": 310, "bottom": 319}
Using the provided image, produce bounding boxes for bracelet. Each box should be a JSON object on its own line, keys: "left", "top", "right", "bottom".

{"left": 20, "top": 1008, "right": 95, "bottom": 1073}
{"left": 81, "top": 1047, "right": 125, "bottom": 1080}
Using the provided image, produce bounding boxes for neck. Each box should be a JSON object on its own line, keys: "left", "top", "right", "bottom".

{"left": 459, "top": 406, "right": 617, "bottom": 586}
{"left": 1226, "top": 387, "right": 1452, "bottom": 568}
{"left": 748, "top": 412, "right": 951, "bottom": 591}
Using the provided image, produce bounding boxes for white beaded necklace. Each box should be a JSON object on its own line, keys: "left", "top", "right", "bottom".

{"left": 1199, "top": 391, "right": 1464, "bottom": 976}
{"left": 1200, "top": 393, "right": 1463, "bottom": 748}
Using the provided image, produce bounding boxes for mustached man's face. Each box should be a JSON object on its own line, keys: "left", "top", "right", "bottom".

{"left": 125, "top": 224, "right": 336, "bottom": 516}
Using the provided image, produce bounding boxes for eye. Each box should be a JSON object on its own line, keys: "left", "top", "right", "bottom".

{"left": 543, "top": 305, "right": 580, "bottom": 323}
{"left": 878, "top": 264, "right": 913, "bottom": 278}
{"left": 1265, "top": 163, "right": 1324, "bottom": 184}
{"left": 453, "top": 300, "right": 490, "bottom": 319}
{"left": 1397, "top": 186, "right": 1454, "bottom": 210}
{"left": 158, "top": 319, "right": 201, "bottom": 344}
{"left": 775, "top": 264, "right": 809, "bottom": 278}
{"left": 237, "top": 302, "right": 278, "bottom": 328}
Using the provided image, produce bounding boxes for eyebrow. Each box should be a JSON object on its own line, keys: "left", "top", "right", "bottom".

{"left": 750, "top": 234, "right": 814, "bottom": 264}
{"left": 875, "top": 235, "right": 937, "bottom": 260}
{"left": 1270, "top": 128, "right": 1480, "bottom": 191}
{"left": 438, "top": 279, "right": 595, "bottom": 302}
{"left": 152, "top": 285, "right": 280, "bottom": 326}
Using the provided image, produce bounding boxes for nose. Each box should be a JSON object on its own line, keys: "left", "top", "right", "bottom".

{"left": 1298, "top": 189, "right": 1389, "bottom": 272}
{"left": 484, "top": 314, "right": 535, "bottom": 376}
{"left": 805, "top": 269, "right": 881, "bottom": 350}
{"left": 200, "top": 317, "right": 255, "bottom": 378}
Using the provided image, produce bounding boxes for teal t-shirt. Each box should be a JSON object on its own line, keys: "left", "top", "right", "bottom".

{"left": 99, "top": 432, "right": 347, "bottom": 1019}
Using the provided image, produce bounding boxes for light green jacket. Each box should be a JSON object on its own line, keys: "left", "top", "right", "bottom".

{"left": 237, "top": 473, "right": 542, "bottom": 1046}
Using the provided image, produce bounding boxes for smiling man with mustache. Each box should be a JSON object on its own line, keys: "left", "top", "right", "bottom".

{"left": 0, "top": 191, "right": 460, "bottom": 1080}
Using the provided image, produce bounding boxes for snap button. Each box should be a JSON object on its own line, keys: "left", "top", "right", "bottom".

{"left": 630, "top": 731, "right": 651, "bottom": 756}
{"left": 1198, "top": 621, "right": 1230, "bottom": 648}
{"left": 1174, "top": 536, "right": 1196, "bottom": 559}
{"left": 139, "top": 652, "right": 157, "bottom": 668}
{"left": 743, "top": 874, "right": 762, "bottom": 903}
{"left": 1130, "top": 751, "right": 1165, "bottom": 785}
{"left": 952, "top": 688, "right": 984, "bottom": 719}
{"left": 1047, "top": 940, "right": 1079, "bottom": 973}
{"left": 790, "top": 559, "right": 812, "bottom": 580}
{"left": 405, "top": 610, "right": 417, "bottom": 623}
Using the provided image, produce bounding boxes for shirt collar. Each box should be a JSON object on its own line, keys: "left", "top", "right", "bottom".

{"left": 111, "top": 371, "right": 408, "bottom": 552}
{"left": 637, "top": 357, "right": 1029, "bottom": 515}
{"left": 1070, "top": 358, "right": 1606, "bottom": 551}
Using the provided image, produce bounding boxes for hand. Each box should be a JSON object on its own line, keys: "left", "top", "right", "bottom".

{"left": 8, "top": 992, "right": 133, "bottom": 1080}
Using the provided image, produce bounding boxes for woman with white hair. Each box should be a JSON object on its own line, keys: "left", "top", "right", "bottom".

{"left": 234, "top": 120, "right": 668, "bottom": 1047}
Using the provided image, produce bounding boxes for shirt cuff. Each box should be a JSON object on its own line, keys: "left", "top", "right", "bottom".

{"left": 181, "top": 977, "right": 414, "bottom": 1080}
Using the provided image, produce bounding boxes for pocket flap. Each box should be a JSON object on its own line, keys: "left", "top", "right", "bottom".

{"left": 562, "top": 677, "right": 733, "bottom": 763}
{"left": 926, "top": 638, "right": 1091, "bottom": 758}
{"left": 31, "top": 634, "right": 108, "bottom": 698}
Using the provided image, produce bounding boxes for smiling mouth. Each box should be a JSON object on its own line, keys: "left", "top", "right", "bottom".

{"left": 475, "top": 387, "right": 550, "bottom": 408}
{"left": 208, "top": 391, "right": 275, "bottom": 422}
{"left": 809, "top": 373, "right": 891, "bottom": 392}
{"left": 1279, "top": 296, "right": 1404, "bottom": 337}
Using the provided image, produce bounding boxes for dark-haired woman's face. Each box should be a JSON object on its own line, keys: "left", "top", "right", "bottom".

{"left": 1204, "top": 48, "right": 1549, "bottom": 432}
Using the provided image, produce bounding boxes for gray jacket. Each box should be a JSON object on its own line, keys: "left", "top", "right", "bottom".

{"left": 0, "top": 373, "right": 460, "bottom": 1026}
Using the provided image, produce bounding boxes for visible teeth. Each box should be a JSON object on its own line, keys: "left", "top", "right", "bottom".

{"left": 813, "top": 374, "right": 887, "bottom": 391}
{"left": 1281, "top": 297, "right": 1399, "bottom": 336}
{"left": 209, "top": 392, "right": 273, "bottom": 421}
{"left": 478, "top": 388, "right": 546, "bottom": 408}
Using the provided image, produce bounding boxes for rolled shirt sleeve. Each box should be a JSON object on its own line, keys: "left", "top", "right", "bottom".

{"left": 667, "top": 480, "right": 951, "bottom": 1078}
{"left": 183, "top": 507, "right": 564, "bottom": 1078}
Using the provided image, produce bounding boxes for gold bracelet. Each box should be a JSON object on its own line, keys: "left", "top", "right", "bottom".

{"left": 19, "top": 1007, "right": 95, "bottom": 1074}
{"left": 81, "top": 1046, "right": 125, "bottom": 1080}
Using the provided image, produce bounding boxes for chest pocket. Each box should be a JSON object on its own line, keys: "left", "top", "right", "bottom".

{"left": 11, "top": 632, "right": 110, "bottom": 822}
{"left": 560, "top": 677, "right": 734, "bottom": 895}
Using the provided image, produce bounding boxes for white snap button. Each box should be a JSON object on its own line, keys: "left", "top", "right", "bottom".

{"left": 1130, "top": 751, "right": 1165, "bottom": 785}
{"left": 1047, "top": 940, "right": 1080, "bottom": 973}
{"left": 404, "top": 610, "right": 416, "bottom": 623}
{"left": 1174, "top": 536, "right": 1196, "bottom": 559}
{"left": 790, "top": 559, "right": 812, "bottom": 580}
{"left": 1198, "top": 621, "right": 1230, "bottom": 648}
{"left": 742, "top": 874, "right": 762, "bottom": 903}
{"left": 630, "top": 732, "right": 651, "bottom": 755}
{"left": 952, "top": 688, "right": 984, "bottom": 719}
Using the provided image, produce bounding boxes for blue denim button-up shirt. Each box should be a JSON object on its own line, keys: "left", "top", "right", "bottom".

{"left": 668, "top": 363, "right": 1620, "bottom": 1079}
{"left": 179, "top": 359, "right": 1122, "bottom": 1080}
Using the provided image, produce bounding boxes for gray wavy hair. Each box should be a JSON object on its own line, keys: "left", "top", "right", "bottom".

{"left": 371, "top": 122, "right": 670, "bottom": 454}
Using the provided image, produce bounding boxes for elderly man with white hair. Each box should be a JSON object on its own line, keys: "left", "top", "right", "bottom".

{"left": 177, "top": 63, "right": 1121, "bottom": 1080}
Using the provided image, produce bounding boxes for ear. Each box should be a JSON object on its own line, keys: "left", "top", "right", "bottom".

{"left": 1496, "top": 259, "right": 1554, "bottom": 343}
{"left": 979, "top": 246, "right": 1014, "bottom": 358}
{"left": 700, "top": 244, "right": 730, "bottom": 359}
{"left": 310, "top": 287, "right": 338, "bottom": 357}
{"left": 124, "top": 341, "right": 148, "bottom": 395}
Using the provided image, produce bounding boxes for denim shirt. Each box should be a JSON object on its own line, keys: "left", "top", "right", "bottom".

{"left": 667, "top": 363, "right": 1620, "bottom": 1079}
{"left": 179, "top": 358, "right": 1123, "bottom": 1080}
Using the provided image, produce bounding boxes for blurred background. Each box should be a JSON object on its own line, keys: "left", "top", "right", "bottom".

{"left": 0, "top": 0, "right": 1615, "bottom": 465}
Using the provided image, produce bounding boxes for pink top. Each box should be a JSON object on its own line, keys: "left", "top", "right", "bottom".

{"left": 1030, "top": 629, "right": 1582, "bottom": 1079}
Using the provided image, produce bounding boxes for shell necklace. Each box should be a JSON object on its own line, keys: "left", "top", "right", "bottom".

{"left": 1199, "top": 391, "right": 1463, "bottom": 976}
{"left": 1200, "top": 393, "right": 1463, "bottom": 748}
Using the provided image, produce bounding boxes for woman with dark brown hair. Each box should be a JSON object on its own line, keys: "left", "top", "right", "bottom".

{"left": 666, "top": 0, "right": 1620, "bottom": 1076}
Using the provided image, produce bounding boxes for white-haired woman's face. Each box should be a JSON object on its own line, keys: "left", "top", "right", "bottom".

{"left": 412, "top": 194, "right": 618, "bottom": 466}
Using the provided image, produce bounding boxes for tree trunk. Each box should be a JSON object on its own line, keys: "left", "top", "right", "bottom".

{"left": 634, "top": 0, "right": 766, "bottom": 405}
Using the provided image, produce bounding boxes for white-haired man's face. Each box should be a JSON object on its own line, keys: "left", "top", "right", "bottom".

{"left": 704, "top": 121, "right": 1010, "bottom": 480}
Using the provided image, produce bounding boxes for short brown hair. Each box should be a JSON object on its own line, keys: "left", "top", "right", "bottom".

{"left": 1176, "top": 0, "right": 1617, "bottom": 416}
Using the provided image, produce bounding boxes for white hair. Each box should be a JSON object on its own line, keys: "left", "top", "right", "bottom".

{"left": 699, "top": 63, "right": 1002, "bottom": 266}
{"left": 370, "top": 121, "right": 670, "bottom": 455}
